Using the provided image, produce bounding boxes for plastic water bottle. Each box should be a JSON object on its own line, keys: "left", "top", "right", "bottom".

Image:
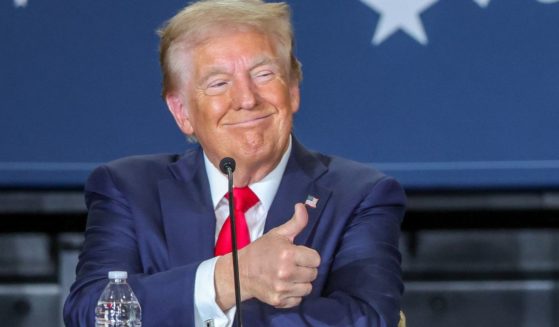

{"left": 95, "top": 271, "right": 142, "bottom": 327}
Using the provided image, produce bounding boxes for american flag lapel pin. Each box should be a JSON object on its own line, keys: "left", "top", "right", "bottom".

{"left": 305, "top": 195, "right": 319, "bottom": 208}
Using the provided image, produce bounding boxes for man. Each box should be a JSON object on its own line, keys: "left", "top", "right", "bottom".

{"left": 63, "top": 0, "right": 406, "bottom": 326}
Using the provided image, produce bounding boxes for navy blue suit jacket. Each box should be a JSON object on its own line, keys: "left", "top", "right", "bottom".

{"left": 64, "top": 138, "right": 406, "bottom": 326}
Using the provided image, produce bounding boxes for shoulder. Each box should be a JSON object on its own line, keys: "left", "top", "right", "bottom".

{"left": 303, "top": 148, "right": 405, "bottom": 204}
{"left": 310, "top": 150, "right": 391, "bottom": 187}
{"left": 292, "top": 139, "right": 385, "bottom": 184}
{"left": 104, "top": 153, "right": 181, "bottom": 173}
{"left": 85, "top": 152, "right": 191, "bottom": 192}
{"left": 99, "top": 153, "right": 180, "bottom": 178}
{"left": 291, "top": 138, "right": 402, "bottom": 193}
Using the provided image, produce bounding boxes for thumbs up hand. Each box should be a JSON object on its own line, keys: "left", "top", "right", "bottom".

{"left": 242, "top": 203, "right": 321, "bottom": 308}
{"left": 274, "top": 203, "right": 310, "bottom": 242}
{"left": 215, "top": 203, "right": 321, "bottom": 310}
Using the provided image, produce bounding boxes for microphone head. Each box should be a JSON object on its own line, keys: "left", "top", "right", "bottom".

{"left": 219, "top": 157, "right": 236, "bottom": 174}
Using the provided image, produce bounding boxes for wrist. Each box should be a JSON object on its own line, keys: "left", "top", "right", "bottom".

{"left": 214, "top": 255, "right": 236, "bottom": 310}
{"left": 237, "top": 248, "right": 253, "bottom": 302}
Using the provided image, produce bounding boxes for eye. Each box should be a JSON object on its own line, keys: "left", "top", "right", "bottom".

{"left": 205, "top": 79, "right": 231, "bottom": 95}
{"left": 253, "top": 70, "right": 275, "bottom": 84}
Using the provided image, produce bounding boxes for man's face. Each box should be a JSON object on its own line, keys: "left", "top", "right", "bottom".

{"left": 166, "top": 30, "right": 300, "bottom": 172}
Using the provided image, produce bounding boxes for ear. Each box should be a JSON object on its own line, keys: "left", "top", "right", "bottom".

{"left": 289, "top": 83, "right": 300, "bottom": 114}
{"left": 165, "top": 93, "right": 194, "bottom": 136}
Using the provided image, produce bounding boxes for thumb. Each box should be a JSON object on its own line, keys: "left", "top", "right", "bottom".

{"left": 275, "top": 203, "right": 308, "bottom": 241}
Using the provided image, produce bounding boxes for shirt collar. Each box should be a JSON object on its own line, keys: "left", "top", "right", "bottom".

{"left": 204, "top": 136, "right": 292, "bottom": 211}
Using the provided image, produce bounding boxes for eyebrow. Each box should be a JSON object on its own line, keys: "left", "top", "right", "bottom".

{"left": 250, "top": 56, "right": 281, "bottom": 70}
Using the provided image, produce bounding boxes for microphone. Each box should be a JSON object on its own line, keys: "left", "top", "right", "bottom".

{"left": 219, "top": 157, "right": 236, "bottom": 175}
{"left": 219, "top": 157, "right": 243, "bottom": 327}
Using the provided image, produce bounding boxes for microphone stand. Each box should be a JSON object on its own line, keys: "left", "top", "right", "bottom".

{"left": 224, "top": 161, "right": 243, "bottom": 327}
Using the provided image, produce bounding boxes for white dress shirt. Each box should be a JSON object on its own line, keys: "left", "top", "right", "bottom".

{"left": 194, "top": 138, "right": 292, "bottom": 327}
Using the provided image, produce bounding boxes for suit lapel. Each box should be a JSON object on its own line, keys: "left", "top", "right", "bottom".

{"left": 158, "top": 138, "right": 332, "bottom": 266}
{"left": 159, "top": 147, "right": 216, "bottom": 267}
{"left": 265, "top": 138, "right": 332, "bottom": 246}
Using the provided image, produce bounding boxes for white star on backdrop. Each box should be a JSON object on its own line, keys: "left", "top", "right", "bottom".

{"left": 14, "top": 0, "right": 28, "bottom": 8}
{"left": 360, "top": 0, "right": 439, "bottom": 46}
{"left": 473, "top": 0, "right": 491, "bottom": 8}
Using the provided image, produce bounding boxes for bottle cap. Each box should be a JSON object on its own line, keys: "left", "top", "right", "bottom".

{"left": 108, "top": 271, "right": 128, "bottom": 279}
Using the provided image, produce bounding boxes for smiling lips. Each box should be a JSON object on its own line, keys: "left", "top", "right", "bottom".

{"left": 223, "top": 113, "right": 274, "bottom": 127}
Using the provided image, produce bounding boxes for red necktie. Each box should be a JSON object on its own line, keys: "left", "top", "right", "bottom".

{"left": 214, "top": 186, "right": 259, "bottom": 256}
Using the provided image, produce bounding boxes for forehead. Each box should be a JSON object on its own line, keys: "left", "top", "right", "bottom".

{"left": 191, "top": 30, "right": 279, "bottom": 71}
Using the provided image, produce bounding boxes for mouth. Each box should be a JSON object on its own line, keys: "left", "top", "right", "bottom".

{"left": 223, "top": 113, "right": 273, "bottom": 128}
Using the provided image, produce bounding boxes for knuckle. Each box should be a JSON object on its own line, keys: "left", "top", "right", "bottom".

{"left": 273, "top": 282, "right": 287, "bottom": 294}
{"left": 269, "top": 294, "right": 283, "bottom": 307}
{"left": 276, "top": 267, "right": 292, "bottom": 280}
{"left": 276, "top": 269, "right": 287, "bottom": 280}
{"left": 279, "top": 247, "right": 294, "bottom": 261}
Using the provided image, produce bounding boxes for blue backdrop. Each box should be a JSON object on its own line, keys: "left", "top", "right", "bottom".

{"left": 1, "top": 0, "right": 558, "bottom": 189}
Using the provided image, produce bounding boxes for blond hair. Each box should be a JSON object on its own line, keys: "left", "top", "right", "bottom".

{"left": 157, "top": 0, "right": 302, "bottom": 97}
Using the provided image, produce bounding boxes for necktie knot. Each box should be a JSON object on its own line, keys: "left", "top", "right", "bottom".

{"left": 226, "top": 186, "right": 259, "bottom": 213}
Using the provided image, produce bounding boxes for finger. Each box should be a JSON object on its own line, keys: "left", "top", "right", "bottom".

{"left": 273, "top": 296, "right": 302, "bottom": 309}
{"left": 293, "top": 245, "right": 321, "bottom": 268}
{"left": 273, "top": 283, "right": 312, "bottom": 308}
{"left": 289, "top": 266, "right": 318, "bottom": 283}
{"left": 274, "top": 203, "right": 308, "bottom": 241}
{"left": 291, "top": 281, "right": 314, "bottom": 297}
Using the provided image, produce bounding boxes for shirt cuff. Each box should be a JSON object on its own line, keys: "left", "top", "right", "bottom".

{"left": 194, "top": 257, "right": 236, "bottom": 327}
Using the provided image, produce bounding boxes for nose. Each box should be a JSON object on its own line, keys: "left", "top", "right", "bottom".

{"left": 233, "top": 75, "right": 256, "bottom": 110}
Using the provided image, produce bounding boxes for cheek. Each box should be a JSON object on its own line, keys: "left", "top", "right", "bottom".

{"left": 195, "top": 95, "right": 232, "bottom": 125}
{"left": 262, "top": 85, "right": 293, "bottom": 108}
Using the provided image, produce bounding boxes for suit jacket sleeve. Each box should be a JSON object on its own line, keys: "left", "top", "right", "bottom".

{"left": 63, "top": 152, "right": 405, "bottom": 327}
{"left": 63, "top": 164, "right": 200, "bottom": 327}
{"left": 243, "top": 176, "right": 406, "bottom": 327}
